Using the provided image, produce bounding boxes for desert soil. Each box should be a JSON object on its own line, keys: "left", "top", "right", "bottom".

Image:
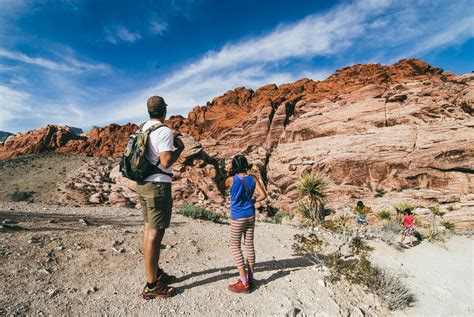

{"left": 370, "top": 237, "right": 474, "bottom": 317}
{"left": 0, "top": 153, "right": 94, "bottom": 204}
{"left": 1, "top": 202, "right": 472, "bottom": 316}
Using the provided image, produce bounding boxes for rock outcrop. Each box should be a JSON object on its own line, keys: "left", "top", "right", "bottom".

{"left": 0, "top": 124, "right": 137, "bottom": 160}
{"left": 1, "top": 58, "right": 472, "bottom": 230}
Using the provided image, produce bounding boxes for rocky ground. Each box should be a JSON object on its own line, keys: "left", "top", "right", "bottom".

{"left": 1, "top": 202, "right": 472, "bottom": 316}
{"left": 0, "top": 201, "right": 387, "bottom": 316}
{"left": 0, "top": 153, "right": 94, "bottom": 204}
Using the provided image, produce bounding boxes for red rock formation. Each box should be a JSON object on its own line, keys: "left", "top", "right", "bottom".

{"left": 0, "top": 123, "right": 137, "bottom": 159}
{"left": 1, "top": 58, "right": 472, "bottom": 230}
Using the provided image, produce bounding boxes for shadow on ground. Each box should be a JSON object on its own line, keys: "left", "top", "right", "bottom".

{"left": 175, "top": 257, "right": 314, "bottom": 293}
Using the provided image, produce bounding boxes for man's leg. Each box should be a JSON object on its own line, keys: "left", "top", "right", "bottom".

{"left": 145, "top": 228, "right": 166, "bottom": 283}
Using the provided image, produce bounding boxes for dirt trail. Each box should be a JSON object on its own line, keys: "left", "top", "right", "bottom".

{"left": 370, "top": 236, "right": 474, "bottom": 317}
{"left": 0, "top": 202, "right": 386, "bottom": 316}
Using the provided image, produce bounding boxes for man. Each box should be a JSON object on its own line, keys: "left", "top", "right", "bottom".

{"left": 137, "top": 96, "right": 184, "bottom": 299}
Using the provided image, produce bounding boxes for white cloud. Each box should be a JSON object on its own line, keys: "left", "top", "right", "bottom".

{"left": 0, "top": 48, "right": 109, "bottom": 72}
{"left": 106, "top": 26, "right": 141, "bottom": 44}
{"left": 150, "top": 19, "right": 168, "bottom": 35}
{"left": 92, "top": 0, "right": 474, "bottom": 128}
{"left": 0, "top": 85, "right": 31, "bottom": 126}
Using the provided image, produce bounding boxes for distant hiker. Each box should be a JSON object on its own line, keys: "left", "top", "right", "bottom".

{"left": 400, "top": 208, "right": 415, "bottom": 247}
{"left": 122, "top": 96, "right": 185, "bottom": 299}
{"left": 224, "top": 155, "right": 267, "bottom": 293}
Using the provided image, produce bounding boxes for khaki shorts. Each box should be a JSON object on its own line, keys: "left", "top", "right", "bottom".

{"left": 136, "top": 182, "right": 172, "bottom": 229}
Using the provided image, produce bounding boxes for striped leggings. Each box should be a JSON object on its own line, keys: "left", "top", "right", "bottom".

{"left": 229, "top": 216, "right": 255, "bottom": 268}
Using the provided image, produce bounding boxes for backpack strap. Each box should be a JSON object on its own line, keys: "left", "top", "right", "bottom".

{"left": 237, "top": 175, "right": 253, "bottom": 198}
{"left": 142, "top": 122, "right": 174, "bottom": 178}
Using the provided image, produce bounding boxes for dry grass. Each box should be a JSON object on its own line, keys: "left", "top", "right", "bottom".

{"left": 369, "top": 266, "right": 416, "bottom": 310}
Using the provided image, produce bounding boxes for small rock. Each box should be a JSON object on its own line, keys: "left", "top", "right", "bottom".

{"left": 38, "top": 268, "right": 52, "bottom": 274}
{"left": 85, "top": 286, "right": 98, "bottom": 294}
{"left": 78, "top": 218, "right": 92, "bottom": 226}
{"left": 318, "top": 279, "right": 326, "bottom": 287}
{"left": 48, "top": 289, "right": 60, "bottom": 297}
{"left": 387, "top": 93, "right": 407, "bottom": 102}
{"left": 112, "top": 247, "right": 125, "bottom": 253}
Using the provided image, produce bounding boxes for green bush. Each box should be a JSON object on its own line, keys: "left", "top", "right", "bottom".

{"left": 10, "top": 191, "right": 34, "bottom": 202}
{"left": 271, "top": 211, "right": 291, "bottom": 224}
{"left": 377, "top": 209, "right": 391, "bottom": 220}
{"left": 441, "top": 220, "right": 456, "bottom": 232}
{"left": 375, "top": 188, "right": 386, "bottom": 197}
{"left": 177, "top": 203, "right": 221, "bottom": 222}
{"left": 394, "top": 201, "right": 415, "bottom": 213}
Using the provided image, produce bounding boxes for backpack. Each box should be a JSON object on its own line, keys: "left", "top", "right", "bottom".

{"left": 119, "top": 122, "right": 173, "bottom": 182}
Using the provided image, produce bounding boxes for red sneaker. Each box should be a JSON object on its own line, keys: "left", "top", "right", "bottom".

{"left": 228, "top": 279, "right": 250, "bottom": 293}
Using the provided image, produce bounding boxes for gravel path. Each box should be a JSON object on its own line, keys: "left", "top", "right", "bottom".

{"left": 0, "top": 202, "right": 385, "bottom": 316}
{"left": 370, "top": 236, "right": 474, "bottom": 317}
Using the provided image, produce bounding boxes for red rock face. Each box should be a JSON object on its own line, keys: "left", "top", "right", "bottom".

{"left": 0, "top": 123, "right": 138, "bottom": 159}
{"left": 1, "top": 58, "right": 472, "bottom": 230}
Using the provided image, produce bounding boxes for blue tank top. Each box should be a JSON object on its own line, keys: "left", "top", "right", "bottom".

{"left": 230, "top": 175, "right": 256, "bottom": 220}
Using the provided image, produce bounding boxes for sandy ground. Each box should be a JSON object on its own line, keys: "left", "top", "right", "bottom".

{"left": 0, "top": 202, "right": 387, "bottom": 316}
{"left": 370, "top": 237, "right": 474, "bottom": 317}
{"left": 0, "top": 153, "right": 93, "bottom": 204}
{"left": 2, "top": 201, "right": 472, "bottom": 316}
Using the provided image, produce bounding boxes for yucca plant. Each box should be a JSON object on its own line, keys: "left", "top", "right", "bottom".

{"left": 423, "top": 229, "right": 443, "bottom": 242}
{"left": 429, "top": 205, "right": 444, "bottom": 232}
{"left": 296, "top": 173, "right": 327, "bottom": 230}
{"left": 441, "top": 220, "right": 456, "bottom": 232}
{"left": 377, "top": 209, "right": 391, "bottom": 220}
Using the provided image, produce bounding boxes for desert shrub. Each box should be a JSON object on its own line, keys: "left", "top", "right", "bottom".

{"left": 375, "top": 188, "right": 385, "bottom": 197}
{"left": 177, "top": 203, "right": 221, "bottom": 222}
{"left": 423, "top": 229, "right": 444, "bottom": 242}
{"left": 394, "top": 201, "right": 414, "bottom": 213}
{"left": 10, "top": 191, "right": 34, "bottom": 202}
{"left": 271, "top": 211, "right": 291, "bottom": 224}
{"left": 369, "top": 266, "right": 416, "bottom": 310}
{"left": 324, "top": 251, "right": 374, "bottom": 285}
{"left": 429, "top": 205, "right": 444, "bottom": 217}
{"left": 350, "top": 236, "right": 374, "bottom": 255}
{"left": 293, "top": 231, "right": 414, "bottom": 311}
{"left": 296, "top": 173, "right": 327, "bottom": 229}
{"left": 377, "top": 209, "right": 391, "bottom": 220}
{"left": 382, "top": 220, "right": 402, "bottom": 234}
{"left": 323, "top": 215, "right": 352, "bottom": 234}
{"left": 441, "top": 220, "right": 456, "bottom": 232}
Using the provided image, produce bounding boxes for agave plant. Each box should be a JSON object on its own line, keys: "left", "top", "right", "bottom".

{"left": 296, "top": 173, "right": 327, "bottom": 229}
{"left": 441, "top": 220, "right": 456, "bottom": 232}
{"left": 377, "top": 209, "right": 391, "bottom": 220}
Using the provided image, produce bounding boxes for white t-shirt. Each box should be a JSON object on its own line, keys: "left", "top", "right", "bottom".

{"left": 142, "top": 120, "right": 174, "bottom": 183}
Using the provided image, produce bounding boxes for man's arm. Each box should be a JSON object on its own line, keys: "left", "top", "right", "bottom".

{"left": 159, "top": 136, "right": 184, "bottom": 169}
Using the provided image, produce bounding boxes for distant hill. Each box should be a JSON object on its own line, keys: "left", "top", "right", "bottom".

{"left": 0, "top": 131, "right": 14, "bottom": 142}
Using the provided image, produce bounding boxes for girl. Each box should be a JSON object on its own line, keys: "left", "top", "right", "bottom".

{"left": 225, "top": 155, "right": 267, "bottom": 293}
{"left": 400, "top": 208, "right": 415, "bottom": 247}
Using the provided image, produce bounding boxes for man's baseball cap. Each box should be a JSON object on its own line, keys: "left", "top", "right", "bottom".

{"left": 147, "top": 96, "right": 168, "bottom": 113}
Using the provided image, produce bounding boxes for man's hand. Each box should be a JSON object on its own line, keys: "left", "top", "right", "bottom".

{"left": 174, "top": 136, "right": 185, "bottom": 151}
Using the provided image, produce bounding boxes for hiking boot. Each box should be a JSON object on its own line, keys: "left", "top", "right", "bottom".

{"left": 157, "top": 268, "right": 177, "bottom": 285}
{"left": 141, "top": 282, "right": 175, "bottom": 299}
{"left": 228, "top": 279, "right": 250, "bottom": 293}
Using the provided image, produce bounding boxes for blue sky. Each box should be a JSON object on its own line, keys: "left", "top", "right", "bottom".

{"left": 0, "top": 0, "right": 473, "bottom": 133}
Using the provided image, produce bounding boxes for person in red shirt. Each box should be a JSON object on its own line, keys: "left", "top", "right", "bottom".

{"left": 400, "top": 209, "right": 416, "bottom": 247}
